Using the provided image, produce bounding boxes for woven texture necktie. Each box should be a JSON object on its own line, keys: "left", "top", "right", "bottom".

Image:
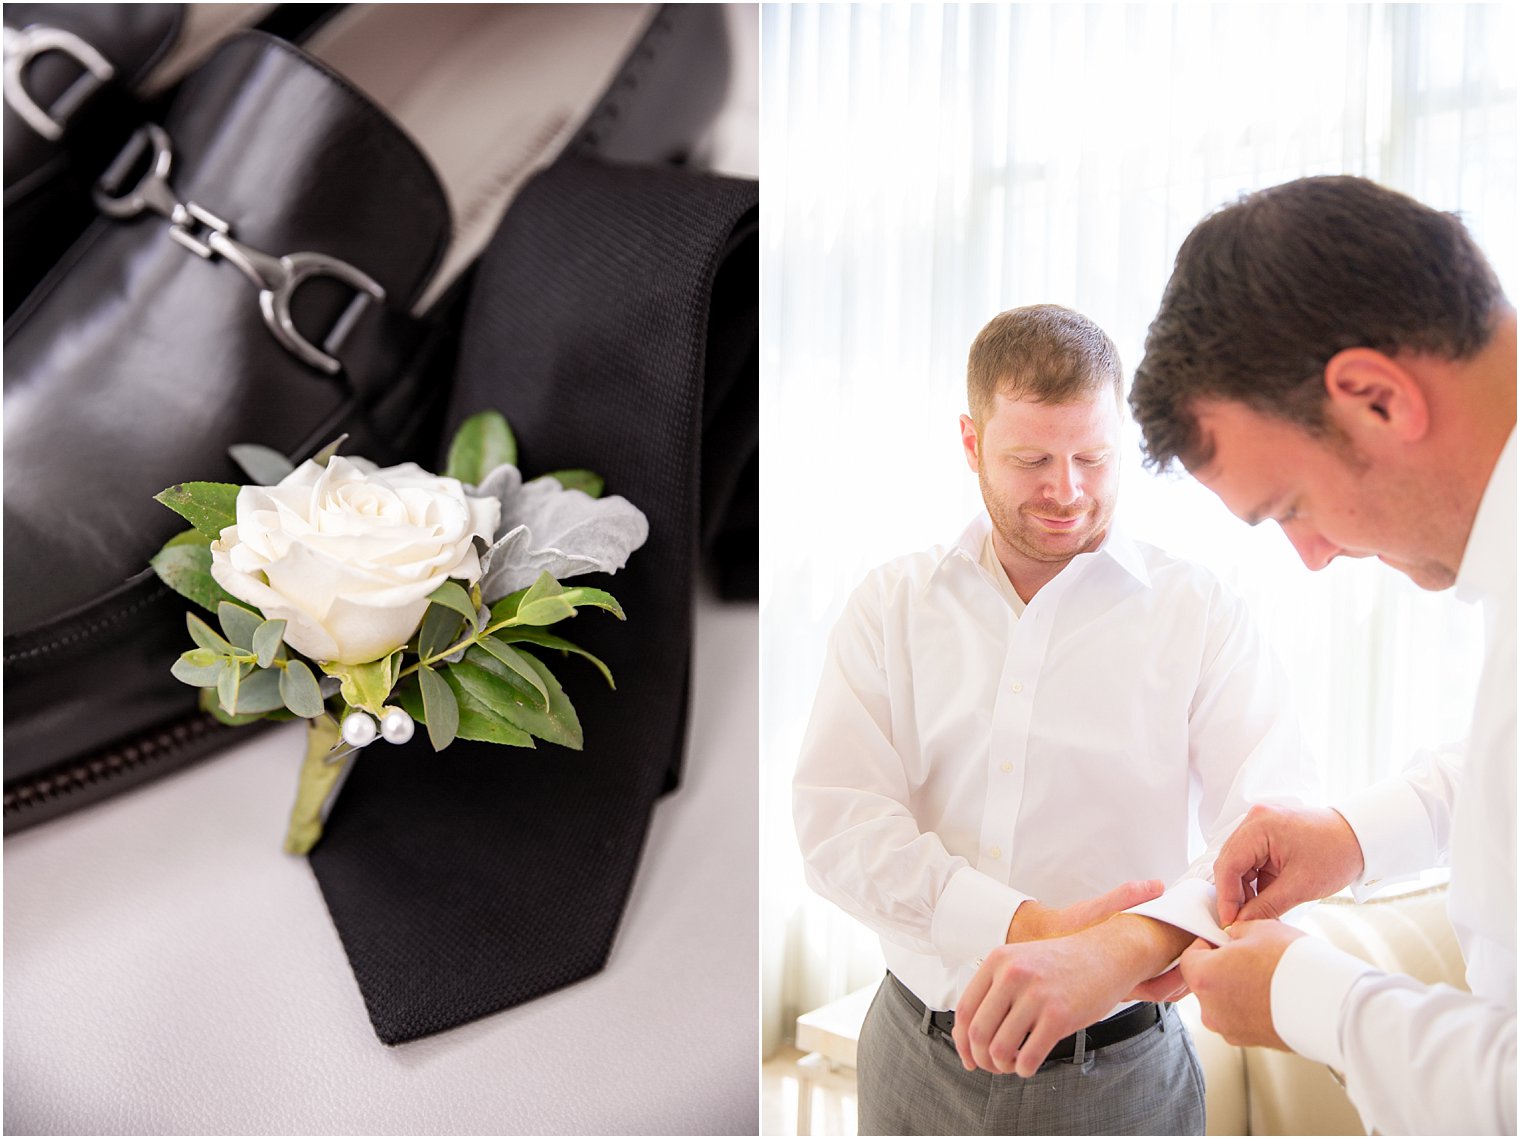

{"left": 306, "top": 155, "right": 758, "bottom": 1044}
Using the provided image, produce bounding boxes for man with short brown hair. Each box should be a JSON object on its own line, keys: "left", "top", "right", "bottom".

{"left": 794, "top": 304, "right": 1317, "bottom": 1134}
{"left": 1129, "top": 175, "right": 1515, "bottom": 1135}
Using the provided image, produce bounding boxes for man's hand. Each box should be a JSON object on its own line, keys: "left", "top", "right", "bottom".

{"left": 1177, "top": 920, "right": 1305, "bottom": 1050}
{"left": 954, "top": 925, "right": 1130, "bottom": 1077}
{"left": 1214, "top": 804, "right": 1365, "bottom": 925}
{"left": 1007, "top": 878, "right": 1164, "bottom": 942}
{"left": 955, "top": 914, "right": 1191, "bottom": 1077}
{"left": 1126, "top": 963, "right": 1189, "bottom": 1003}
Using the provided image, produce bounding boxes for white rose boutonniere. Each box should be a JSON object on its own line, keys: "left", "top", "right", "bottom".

{"left": 148, "top": 412, "right": 647, "bottom": 854}
{"left": 210, "top": 456, "right": 500, "bottom": 665}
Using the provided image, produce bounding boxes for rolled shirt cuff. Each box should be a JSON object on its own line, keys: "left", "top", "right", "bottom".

{"left": 931, "top": 865, "right": 1031, "bottom": 966}
{"left": 1124, "top": 876, "right": 1228, "bottom": 947}
{"left": 1271, "top": 935, "right": 1377, "bottom": 1069}
{"left": 1334, "top": 781, "right": 1440, "bottom": 901}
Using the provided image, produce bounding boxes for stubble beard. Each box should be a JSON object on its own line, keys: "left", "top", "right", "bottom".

{"left": 1333, "top": 442, "right": 1460, "bottom": 591}
{"left": 980, "top": 468, "right": 1112, "bottom": 567}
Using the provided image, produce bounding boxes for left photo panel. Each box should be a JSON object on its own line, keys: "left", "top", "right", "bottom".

{"left": 3, "top": 4, "right": 759, "bottom": 1133}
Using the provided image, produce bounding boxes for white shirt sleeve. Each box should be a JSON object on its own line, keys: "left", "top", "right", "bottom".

{"left": 1272, "top": 936, "right": 1517, "bottom": 1136}
{"left": 792, "top": 579, "right": 1028, "bottom": 965}
{"left": 1335, "top": 745, "right": 1462, "bottom": 899}
{"left": 1124, "top": 581, "right": 1321, "bottom": 945}
{"left": 1270, "top": 745, "right": 1515, "bottom": 1134}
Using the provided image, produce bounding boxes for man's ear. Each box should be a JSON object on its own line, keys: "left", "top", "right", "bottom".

{"left": 1323, "top": 348, "right": 1430, "bottom": 444}
{"left": 959, "top": 414, "right": 982, "bottom": 472}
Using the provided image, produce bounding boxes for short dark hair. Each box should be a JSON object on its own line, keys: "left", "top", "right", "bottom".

{"left": 1130, "top": 176, "right": 1506, "bottom": 472}
{"left": 967, "top": 304, "right": 1122, "bottom": 424}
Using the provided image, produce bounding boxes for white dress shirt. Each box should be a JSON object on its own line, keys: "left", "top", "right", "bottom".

{"left": 794, "top": 513, "right": 1319, "bottom": 1011}
{"left": 1271, "top": 429, "right": 1517, "bottom": 1136}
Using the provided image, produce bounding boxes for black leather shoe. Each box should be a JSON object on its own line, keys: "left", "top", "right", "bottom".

{"left": 2, "top": 4, "right": 733, "bottom": 831}
{"left": 1, "top": 4, "right": 317, "bottom": 315}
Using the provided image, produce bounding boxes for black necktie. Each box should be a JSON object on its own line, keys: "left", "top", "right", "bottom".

{"left": 307, "top": 155, "right": 757, "bottom": 1044}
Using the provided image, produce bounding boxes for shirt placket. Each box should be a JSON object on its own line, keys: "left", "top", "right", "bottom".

{"left": 978, "top": 577, "right": 1066, "bottom": 884}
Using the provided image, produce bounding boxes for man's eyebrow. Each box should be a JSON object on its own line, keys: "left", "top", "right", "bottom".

{"left": 1242, "top": 500, "right": 1272, "bottom": 527}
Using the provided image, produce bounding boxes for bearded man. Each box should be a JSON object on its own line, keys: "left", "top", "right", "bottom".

{"left": 793, "top": 304, "right": 1318, "bottom": 1135}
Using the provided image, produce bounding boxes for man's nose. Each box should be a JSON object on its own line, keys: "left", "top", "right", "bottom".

{"left": 1046, "top": 462, "right": 1080, "bottom": 505}
{"left": 1284, "top": 523, "right": 1341, "bottom": 571}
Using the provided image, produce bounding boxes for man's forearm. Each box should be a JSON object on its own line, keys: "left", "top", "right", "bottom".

{"left": 1005, "top": 879, "right": 1168, "bottom": 944}
{"left": 1091, "top": 913, "right": 1195, "bottom": 988}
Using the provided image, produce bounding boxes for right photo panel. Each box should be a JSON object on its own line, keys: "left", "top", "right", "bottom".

{"left": 759, "top": 5, "right": 1517, "bottom": 1137}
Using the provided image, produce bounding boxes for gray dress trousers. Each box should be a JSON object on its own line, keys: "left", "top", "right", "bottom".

{"left": 856, "top": 973, "right": 1206, "bottom": 1135}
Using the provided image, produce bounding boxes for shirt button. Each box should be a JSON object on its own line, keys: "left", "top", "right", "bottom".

{"left": 988, "top": 846, "right": 1002, "bottom": 860}
{"left": 1000, "top": 761, "right": 1013, "bottom": 774}
{"left": 1011, "top": 682, "right": 1024, "bottom": 693}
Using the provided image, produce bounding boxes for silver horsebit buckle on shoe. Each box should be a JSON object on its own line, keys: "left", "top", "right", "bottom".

{"left": 94, "top": 124, "right": 386, "bottom": 375}
{"left": 2, "top": 23, "right": 114, "bottom": 140}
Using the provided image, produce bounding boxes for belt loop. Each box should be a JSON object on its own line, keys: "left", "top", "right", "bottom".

{"left": 920, "top": 1006, "right": 935, "bottom": 1037}
{"left": 1159, "top": 1003, "right": 1168, "bottom": 1033}
{"left": 1070, "top": 1028, "right": 1087, "bottom": 1066}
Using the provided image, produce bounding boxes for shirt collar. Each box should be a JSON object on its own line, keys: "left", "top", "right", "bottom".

{"left": 1455, "top": 427, "right": 1517, "bottom": 606}
{"left": 931, "top": 512, "right": 1151, "bottom": 591}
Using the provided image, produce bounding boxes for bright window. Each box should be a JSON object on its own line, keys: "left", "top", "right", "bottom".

{"left": 760, "top": 1, "right": 1516, "bottom": 1054}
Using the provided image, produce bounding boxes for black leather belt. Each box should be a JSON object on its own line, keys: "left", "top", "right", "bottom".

{"left": 889, "top": 973, "right": 1162, "bottom": 1064}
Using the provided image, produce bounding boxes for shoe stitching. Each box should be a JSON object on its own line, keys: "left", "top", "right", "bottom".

{"left": 4, "top": 583, "right": 169, "bottom": 663}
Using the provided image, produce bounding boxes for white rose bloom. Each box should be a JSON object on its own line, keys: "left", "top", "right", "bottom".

{"left": 210, "top": 456, "right": 500, "bottom": 664}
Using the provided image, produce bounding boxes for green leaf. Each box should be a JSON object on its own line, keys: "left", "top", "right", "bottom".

{"left": 153, "top": 482, "right": 241, "bottom": 539}
{"left": 228, "top": 443, "right": 295, "bottom": 485}
{"left": 453, "top": 649, "right": 581, "bottom": 749}
{"left": 544, "top": 469, "right": 604, "bottom": 498}
{"left": 418, "top": 604, "right": 466, "bottom": 661}
{"left": 320, "top": 653, "right": 400, "bottom": 716}
{"left": 216, "top": 658, "right": 242, "bottom": 714}
{"left": 513, "top": 572, "right": 577, "bottom": 626}
{"left": 500, "top": 573, "right": 626, "bottom": 627}
{"left": 446, "top": 410, "right": 516, "bottom": 484}
{"left": 418, "top": 666, "right": 458, "bottom": 751}
{"left": 279, "top": 658, "right": 325, "bottom": 718}
{"left": 491, "top": 628, "right": 615, "bottom": 689}
{"left": 312, "top": 434, "right": 349, "bottom": 466}
{"left": 427, "top": 580, "right": 478, "bottom": 623}
{"left": 396, "top": 673, "right": 533, "bottom": 748}
{"left": 164, "top": 528, "right": 211, "bottom": 550}
{"left": 188, "top": 612, "right": 236, "bottom": 656}
{"left": 473, "top": 636, "right": 549, "bottom": 706}
{"left": 217, "top": 602, "right": 262, "bottom": 650}
{"left": 151, "top": 542, "right": 241, "bottom": 615}
{"left": 488, "top": 584, "right": 531, "bottom": 624}
{"left": 233, "top": 667, "right": 285, "bottom": 714}
{"left": 199, "top": 686, "right": 265, "bottom": 726}
{"left": 171, "top": 649, "right": 223, "bottom": 688}
{"left": 252, "top": 619, "right": 286, "bottom": 668}
{"left": 556, "top": 586, "right": 625, "bottom": 620}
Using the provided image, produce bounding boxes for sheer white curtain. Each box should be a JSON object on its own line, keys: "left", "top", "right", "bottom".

{"left": 760, "top": 2, "right": 1516, "bottom": 1057}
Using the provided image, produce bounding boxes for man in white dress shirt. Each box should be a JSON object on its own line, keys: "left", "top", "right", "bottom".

{"left": 1127, "top": 175, "right": 1515, "bottom": 1135}
{"left": 793, "top": 305, "right": 1319, "bottom": 1134}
